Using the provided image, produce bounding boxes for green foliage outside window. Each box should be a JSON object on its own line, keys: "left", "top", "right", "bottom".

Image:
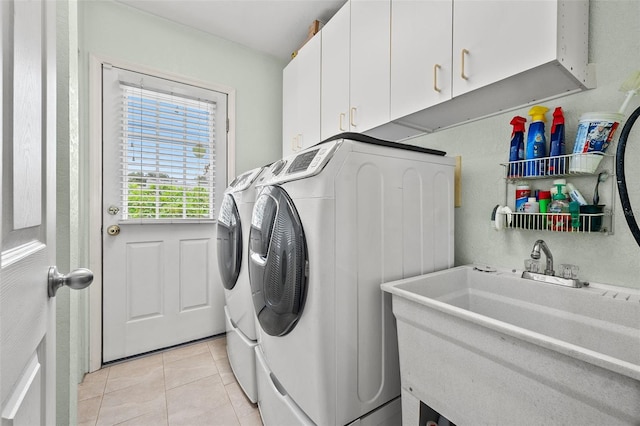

{"left": 127, "top": 183, "right": 210, "bottom": 219}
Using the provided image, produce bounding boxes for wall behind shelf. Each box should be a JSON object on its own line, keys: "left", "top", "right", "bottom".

{"left": 410, "top": 0, "right": 640, "bottom": 289}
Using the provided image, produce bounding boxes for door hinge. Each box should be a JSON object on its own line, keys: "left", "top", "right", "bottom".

{"left": 226, "top": 118, "right": 230, "bottom": 133}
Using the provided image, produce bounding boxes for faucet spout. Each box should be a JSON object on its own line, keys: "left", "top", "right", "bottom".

{"left": 530, "top": 239, "right": 554, "bottom": 276}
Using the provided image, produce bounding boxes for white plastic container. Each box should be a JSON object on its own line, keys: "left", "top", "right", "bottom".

{"left": 567, "top": 183, "right": 588, "bottom": 205}
{"left": 569, "top": 152, "right": 605, "bottom": 174}
{"left": 524, "top": 197, "right": 540, "bottom": 213}
{"left": 572, "top": 112, "right": 624, "bottom": 154}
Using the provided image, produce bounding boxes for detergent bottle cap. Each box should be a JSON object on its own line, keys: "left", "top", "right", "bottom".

{"left": 528, "top": 105, "right": 549, "bottom": 123}
{"left": 510, "top": 116, "right": 527, "bottom": 134}
{"left": 551, "top": 107, "right": 565, "bottom": 133}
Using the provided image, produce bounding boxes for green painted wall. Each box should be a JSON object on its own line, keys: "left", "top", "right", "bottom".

{"left": 409, "top": 0, "right": 640, "bottom": 289}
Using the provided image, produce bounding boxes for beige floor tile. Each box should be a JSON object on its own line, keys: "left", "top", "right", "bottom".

{"left": 166, "top": 375, "right": 234, "bottom": 426}
{"left": 214, "top": 357, "right": 237, "bottom": 385}
{"left": 208, "top": 337, "right": 228, "bottom": 361}
{"left": 239, "top": 410, "right": 263, "bottom": 426}
{"left": 162, "top": 341, "right": 210, "bottom": 364}
{"left": 77, "top": 395, "right": 102, "bottom": 425}
{"left": 97, "top": 374, "right": 166, "bottom": 426}
{"left": 225, "top": 382, "right": 258, "bottom": 419}
{"left": 164, "top": 350, "right": 219, "bottom": 390}
{"left": 116, "top": 408, "right": 168, "bottom": 426}
{"left": 169, "top": 401, "right": 239, "bottom": 426}
{"left": 81, "top": 367, "right": 110, "bottom": 383}
{"left": 78, "top": 380, "right": 108, "bottom": 402}
{"left": 104, "top": 354, "right": 164, "bottom": 394}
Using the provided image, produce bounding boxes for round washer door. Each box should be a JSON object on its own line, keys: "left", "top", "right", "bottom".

{"left": 216, "top": 193, "right": 242, "bottom": 290}
{"left": 248, "top": 186, "right": 308, "bottom": 336}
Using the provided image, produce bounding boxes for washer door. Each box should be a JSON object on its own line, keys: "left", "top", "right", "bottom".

{"left": 216, "top": 193, "right": 242, "bottom": 290}
{"left": 249, "top": 186, "right": 308, "bottom": 336}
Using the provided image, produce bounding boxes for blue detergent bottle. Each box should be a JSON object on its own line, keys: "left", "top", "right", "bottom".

{"left": 508, "top": 116, "right": 526, "bottom": 177}
{"left": 548, "top": 107, "right": 566, "bottom": 175}
{"left": 524, "top": 105, "right": 549, "bottom": 176}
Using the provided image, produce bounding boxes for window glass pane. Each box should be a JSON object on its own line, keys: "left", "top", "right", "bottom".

{"left": 120, "top": 85, "right": 216, "bottom": 221}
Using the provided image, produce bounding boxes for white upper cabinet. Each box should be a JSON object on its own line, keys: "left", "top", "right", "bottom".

{"left": 320, "top": 1, "right": 350, "bottom": 140}
{"left": 283, "top": 33, "right": 322, "bottom": 157}
{"left": 286, "top": 0, "right": 591, "bottom": 144}
{"left": 321, "top": 0, "right": 391, "bottom": 140}
{"left": 390, "top": 0, "right": 453, "bottom": 121}
{"left": 349, "top": 0, "right": 391, "bottom": 133}
{"left": 452, "top": 0, "right": 557, "bottom": 97}
{"left": 393, "top": 0, "right": 590, "bottom": 133}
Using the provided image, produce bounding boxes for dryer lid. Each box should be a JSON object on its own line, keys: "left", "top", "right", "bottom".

{"left": 248, "top": 186, "right": 308, "bottom": 336}
{"left": 216, "top": 193, "right": 242, "bottom": 290}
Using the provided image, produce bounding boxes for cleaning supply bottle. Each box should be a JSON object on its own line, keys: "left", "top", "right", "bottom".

{"left": 538, "top": 190, "right": 552, "bottom": 229}
{"left": 525, "top": 106, "right": 549, "bottom": 177}
{"left": 508, "top": 116, "right": 527, "bottom": 177}
{"left": 569, "top": 201, "right": 581, "bottom": 231}
{"left": 549, "top": 183, "right": 570, "bottom": 231}
{"left": 566, "top": 182, "right": 588, "bottom": 206}
{"left": 548, "top": 107, "right": 566, "bottom": 175}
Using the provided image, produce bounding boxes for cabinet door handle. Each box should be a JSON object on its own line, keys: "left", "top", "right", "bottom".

{"left": 433, "top": 64, "right": 442, "bottom": 92}
{"left": 339, "top": 113, "right": 346, "bottom": 131}
{"left": 296, "top": 134, "right": 302, "bottom": 150}
{"left": 291, "top": 136, "right": 297, "bottom": 151}
{"left": 350, "top": 107, "right": 357, "bottom": 127}
{"left": 461, "top": 49, "right": 470, "bottom": 80}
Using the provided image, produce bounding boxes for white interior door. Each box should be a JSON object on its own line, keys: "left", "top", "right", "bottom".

{"left": 1, "top": 0, "right": 57, "bottom": 423}
{"left": 101, "top": 65, "right": 227, "bottom": 363}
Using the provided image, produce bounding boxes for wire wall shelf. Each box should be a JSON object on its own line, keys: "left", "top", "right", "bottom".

{"left": 500, "top": 153, "right": 612, "bottom": 181}
{"left": 505, "top": 211, "right": 611, "bottom": 234}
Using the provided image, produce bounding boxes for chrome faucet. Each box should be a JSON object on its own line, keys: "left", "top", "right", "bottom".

{"left": 530, "top": 239, "right": 554, "bottom": 276}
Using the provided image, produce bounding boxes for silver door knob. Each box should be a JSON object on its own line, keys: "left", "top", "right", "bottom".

{"left": 48, "top": 266, "right": 94, "bottom": 297}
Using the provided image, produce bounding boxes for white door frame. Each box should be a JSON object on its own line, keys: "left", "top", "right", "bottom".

{"left": 87, "top": 54, "right": 236, "bottom": 372}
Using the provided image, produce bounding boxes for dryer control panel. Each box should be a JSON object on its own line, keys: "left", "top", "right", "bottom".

{"left": 261, "top": 140, "right": 340, "bottom": 186}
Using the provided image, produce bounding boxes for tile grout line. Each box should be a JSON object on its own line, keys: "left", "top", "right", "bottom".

{"left": 163, "top": 353, "right": 170, "bottom": 426}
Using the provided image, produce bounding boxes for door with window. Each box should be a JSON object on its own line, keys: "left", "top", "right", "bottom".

{"left": 101, "top": 66, "right": 227, "bottom": 362}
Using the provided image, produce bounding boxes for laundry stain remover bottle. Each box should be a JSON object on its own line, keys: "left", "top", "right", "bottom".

{"left": 548, "top": 107, "right": 566, "bottom": 175}
{"left": 508, "top": 116, "right": 527, "bottom": 177}
{"left": 524, "top": 105, "right": 549, "bottom": 176}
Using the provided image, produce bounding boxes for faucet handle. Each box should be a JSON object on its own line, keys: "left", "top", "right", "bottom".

{"left": 558, "top": 264, "right": 579, "bottom": 280}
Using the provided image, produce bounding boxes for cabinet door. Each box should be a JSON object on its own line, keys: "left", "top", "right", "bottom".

{"left": 321, "top": 1, "right": 350, "bottom": 140}
{"left": 350, "top": 0, "right": 391, "bottom": 133}
{"left": 283, "top": 34, "right": 321, "bottom": 156}
{"left": 452, "top": 0, "right": 557, "bottom": 97}
{"left": 296, "top": 33, "right": 321, "bottom": 150}
{"left": 390, "top": 0, "right": 453, "bottom": 121}
{"left": 282, "top": 58, "right": 298, "bottom": 157}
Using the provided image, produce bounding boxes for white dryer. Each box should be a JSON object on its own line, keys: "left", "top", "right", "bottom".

{"left": 216, "top": 165, "right": 266, "bottom": 403}
{"left": 248, "top": 133, "right": 455, "bottom": 425}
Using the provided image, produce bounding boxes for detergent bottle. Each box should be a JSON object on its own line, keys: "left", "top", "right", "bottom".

{"left": 548, "top": 107, "right": 566, "bottom": 175}
{"left": 524, "top": 106, "right": 549, "bottom": 176}
{"left": 549, "top": 183, "right": 570, "bottom": 231}
{"left": 508, "top": 116, "right": 527, "bottom": 177}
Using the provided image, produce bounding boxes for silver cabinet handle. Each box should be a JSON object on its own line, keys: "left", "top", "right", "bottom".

{"left": 48, "top": 266, "right": 94, "bottom": 297}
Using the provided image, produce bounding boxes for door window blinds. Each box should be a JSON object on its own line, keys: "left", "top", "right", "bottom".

{"left": 120, "top": 84, "right": 217, "bottom": 221}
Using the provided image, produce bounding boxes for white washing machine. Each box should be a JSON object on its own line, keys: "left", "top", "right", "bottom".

{"left": 216, "top": 165, "right": 266, "bottom": 403}
{"left": 248, "top": 133, "right": 455, "bottom": 425}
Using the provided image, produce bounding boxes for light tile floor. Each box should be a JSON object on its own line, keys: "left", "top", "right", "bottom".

{"left": 78, "top": 336, "right": 263, "bottom": 426}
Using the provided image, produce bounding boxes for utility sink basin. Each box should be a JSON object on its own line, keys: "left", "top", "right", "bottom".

{"left": 381, "top": 265, "right": 640, "bottom": 425}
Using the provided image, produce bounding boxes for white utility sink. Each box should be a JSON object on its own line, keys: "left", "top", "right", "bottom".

{"left": 381, "top": 265, "right": 640, "bottom": 425}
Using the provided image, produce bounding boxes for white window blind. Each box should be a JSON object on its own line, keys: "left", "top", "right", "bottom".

{"left": 120, "top": 84, "right": 217, "bottom": 221}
